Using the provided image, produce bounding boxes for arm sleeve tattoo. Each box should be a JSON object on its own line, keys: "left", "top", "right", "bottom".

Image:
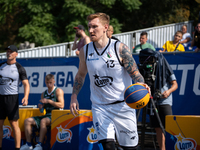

{"left": 72, "top": 76, "right": 84, "bottom": 95}
{"left": 120, "top": 44, "right": 144, "bottom": 83}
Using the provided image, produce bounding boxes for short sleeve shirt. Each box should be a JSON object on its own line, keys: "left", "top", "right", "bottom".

{"left": 162, "top": 41, "right": 185, "bottom": 52}
{"left": 133, "top": 43, "right": 156, "bottom": 53}
{"left": 0, "top": 62, "right": 28, "bottom": 95}
{"left": 157, "top": 74, "right": 176, "bottom": 106}
{"left": 180, "top": 33, "right": 192, "bottom": 47}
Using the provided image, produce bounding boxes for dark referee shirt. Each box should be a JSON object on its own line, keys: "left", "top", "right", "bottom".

{"left": 0, "top": 62, "right": 28, "bottom": 95}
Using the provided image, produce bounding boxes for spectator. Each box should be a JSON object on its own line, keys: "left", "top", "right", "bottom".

{"left": 160, "top": 31, "right": 185, "bottom": 52}
{"left": 180, "top": 25, "right": 192, "bottom": 48}
{"left": 133, "top": 31, "right": 155, "bottom": 53}
{"left": 72, "top": 25, "right": 91, "bottom": 56}
{"left": 0, "top": 45, "right": 30, "bottom": 150}
{"left": 191, "top": 23, "right": 200, "bottom": 52}
{"left": 20, "top": 74, "right": 64, "bottom": 150}
{"left": 107, "top": 25, "right": 120, "bottom": 41}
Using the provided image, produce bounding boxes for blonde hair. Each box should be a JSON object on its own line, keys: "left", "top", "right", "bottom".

{"left": 108, "top": 25, "right": 114, "bottom": 32}
{"left": 87, "top": 12, "right": 110, "bottom": 25}
{"left": 175, "top": 30, "right": 183, "bottom": 36}
{"left": 45, "top": 74, "right": 55, "bottom": 81}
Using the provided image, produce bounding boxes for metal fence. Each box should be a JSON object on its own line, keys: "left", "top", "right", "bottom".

{"left": 115, "top": 20, "right": 193, "bottom": 50}
{"left": 0, "top": 41, "right": 76, "bottom": 59}
{"left": 0, "top": 21, "right": 193, "bottom": 59}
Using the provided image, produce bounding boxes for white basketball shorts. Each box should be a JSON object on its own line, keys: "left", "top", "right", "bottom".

{"left": 92, "top": 101, "right": 138, "bottom": 147}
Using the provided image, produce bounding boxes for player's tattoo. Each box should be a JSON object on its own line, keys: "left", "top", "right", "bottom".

{"left": 72, "top": 76, "right": 84, "bottom": 95}
{"left": 120, "top": 44, "right": 144, "bottom": 83}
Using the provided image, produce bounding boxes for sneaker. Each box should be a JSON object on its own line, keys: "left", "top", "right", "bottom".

{"left": 20, "top": 143, "right": 33, "bottom": 150}
{"left": 33, "top": 144, "right": 43, "bottom": 150}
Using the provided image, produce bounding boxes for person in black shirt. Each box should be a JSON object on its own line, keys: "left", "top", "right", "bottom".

{"left": 191, "top": 23, "right": 200, "bottom": 52}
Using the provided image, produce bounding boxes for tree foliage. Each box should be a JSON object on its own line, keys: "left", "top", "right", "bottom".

{"left": 0, "top": 0, "right": 199, "bottom": 52}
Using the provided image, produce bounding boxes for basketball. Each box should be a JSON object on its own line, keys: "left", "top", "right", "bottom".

{"left": 124, "top": 83, "right": 150, "bottom": 109}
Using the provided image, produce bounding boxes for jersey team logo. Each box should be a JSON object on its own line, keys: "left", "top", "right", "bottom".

{"left": 93, "top": 74, "right": 113, "bottom": 87}
{"left": 87, "top": 126, "right": 98, "bottom": 143}
{"left": 107, "top": 52, "right": 112, "bottom": 58}
{"left": 56, "top": 125, "right": 72, "bottom": 143}
{"left": 0, "top": 75, "right": 14, "bottom": 85}
{"left": 174, "top": 133, "right": 197, "bottom": 150}
{"left": 3, "top": 125, "right": 12, "bottom": 139}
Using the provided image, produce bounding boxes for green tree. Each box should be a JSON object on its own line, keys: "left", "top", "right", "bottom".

{"left": 0, "top": 0, "right": 141, "bottom": 52}
{"left": 0, "top": 0, "right": 199, "bottom": 52}
{"left": 127, "top": 0, "right": 200, "bottom": 31}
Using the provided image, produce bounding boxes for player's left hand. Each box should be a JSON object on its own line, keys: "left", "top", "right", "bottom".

{"left": 40, "top": 98, "right": 49, "bottom": 104}
{"left": 162, "top": 90, "right": 170, "bottom": 98}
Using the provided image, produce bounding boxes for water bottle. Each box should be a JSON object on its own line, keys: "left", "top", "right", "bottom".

{"left": 39, "top": 102, "right": 44, "bottom": 113}
{"left": 40, "top": 107, "right": 44, "bottom": 113}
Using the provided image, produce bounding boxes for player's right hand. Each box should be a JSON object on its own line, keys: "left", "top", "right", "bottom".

{"left": 70, "top": 94, "right": 79, "bottom": 117}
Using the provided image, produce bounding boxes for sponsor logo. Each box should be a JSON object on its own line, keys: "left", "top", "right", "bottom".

{"left": 0, "top": 75, "right": 14, "bottom": 85}
{"left": 3, "top": 125, "right": 12, "bottom": 139}
{"left": 87, "top": 53, "right": 99, "bottom": 61}
{"left": 131, "top": 136, "right": 135, "bottom": 140}
{"left": 89, "top": 53, "right": 94, "bottom": 56}
{"left": 136, "top": 101, "right": 145, "bottom": 108}
{"left": 95, "top": 122, "right": 100, "bottom": 135}
{"left": 174, "top": 133, "right": 197, "bottom": 150}
{"left": 56, "top": 125, "right": 72, "bottom": 143}
{"left": 120, "top": 130, "right": 135, "bottom": 134}
{"left": 94, "top": 74, "right": 113, "bottom": 87}
{"left": 87, "top": 126, "right": 98, "bottom": 143}
{"left": 87, "top": 58, "right": 99, "bottom": 61}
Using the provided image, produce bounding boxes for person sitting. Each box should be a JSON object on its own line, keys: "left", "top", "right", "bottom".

{"left": 133, "top": 31, "right": 155, "bottom": 53}
{"left": 20, "top": 74, "right": 64, "bottom": 150}
{"left": 72, "top": 25, "right": 91, "bottom": 56}
{"left": 106, "top": 25, "right": 120, "bottom": 41}
{"left": 180, "top": 25, "right": 192, "bottom": 49}
{"left": 160, "top": 31, "right": 185, "bottom": 52}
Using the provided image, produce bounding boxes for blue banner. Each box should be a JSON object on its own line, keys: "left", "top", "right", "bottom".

{"left": 1, "top": 52, "right": 200, "bottom": 115}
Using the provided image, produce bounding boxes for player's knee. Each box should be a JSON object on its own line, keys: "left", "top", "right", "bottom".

{"left": 40, "top": 118, "right": 50, "bottom": 127}
{"left": 40, "top": 119, "right": 46, "bottom": 126}
{"left": 24, "top": 118, "right": 33, "bottom": 125}
{"left": 99, "top": 140, "right": 115, "bottom": 150}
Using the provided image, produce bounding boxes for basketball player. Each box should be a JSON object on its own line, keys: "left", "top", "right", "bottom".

{"left": 20, "top": 74, "right": 64, "bottom": 150}
{"left": 70, "top": 13, "right": 150, "bottom": 150}
{"left": 0, "top": 45, "right": 30, "bottom": 150}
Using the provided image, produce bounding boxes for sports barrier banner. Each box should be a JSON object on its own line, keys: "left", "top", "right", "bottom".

{"left": 165, "top": 115, "right": 200, "bottom": 150}
{"left": 0, "top": 52, "right": 199, "bottom": 115}
{"left": 51, "top": 110, "right": 103, "bottom": 150}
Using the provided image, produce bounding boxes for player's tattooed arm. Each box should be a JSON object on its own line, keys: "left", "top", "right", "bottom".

{"left": 119, "top": 43, "right": 144, "bottom": 83}
{"left": 72, "top": 47, "right": 87, "bottom": 96}
{"left": 72, "top": 76, "right": 84, "bottom": 95}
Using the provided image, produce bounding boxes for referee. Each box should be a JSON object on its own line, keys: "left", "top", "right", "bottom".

{"left": 0, "top": 45, "right": 30, "bottom": 150}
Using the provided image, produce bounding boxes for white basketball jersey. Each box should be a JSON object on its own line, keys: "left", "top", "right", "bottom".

{"left": 84, "top": 39, "right": 132, "bottom": 105}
